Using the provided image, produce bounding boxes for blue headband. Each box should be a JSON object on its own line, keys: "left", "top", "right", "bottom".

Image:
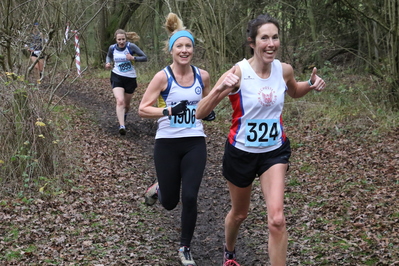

{"left": 168, "top": 30, "right": 195, "bottom": 52}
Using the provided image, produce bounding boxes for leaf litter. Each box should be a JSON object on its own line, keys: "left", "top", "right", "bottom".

{"left": 0, "top": 76, "right": 398, "bottom": 265}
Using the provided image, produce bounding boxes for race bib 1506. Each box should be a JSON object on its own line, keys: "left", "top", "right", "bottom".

{"left": 170, "top": 105, "right": 196, "bottom": 128}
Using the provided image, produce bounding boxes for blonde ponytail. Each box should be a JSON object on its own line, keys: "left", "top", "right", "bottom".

{"left": 163, "top": 13, "right": 194, "bottom": 52}
{"left": 126, "top": 32, "right": 140, "bottom": 43}
{"left": 164, "top": 13, "right": 185, "bottom": 35}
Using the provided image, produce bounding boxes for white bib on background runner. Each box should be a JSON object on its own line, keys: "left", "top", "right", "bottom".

{"left": 112, "top": 44, "right": 137, "bottom": 78}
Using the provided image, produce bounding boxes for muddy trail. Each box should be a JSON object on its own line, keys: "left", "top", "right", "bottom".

{"left": 54, "top": 77, "right": 258, "bottom": 265}
{"left": 1, "top": 74, "right": 398, "bottom": 266}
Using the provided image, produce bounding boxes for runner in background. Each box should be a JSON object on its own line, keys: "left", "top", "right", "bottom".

{"left": 27, "top": 22, "right": 45, "bottom": 83}
{"left": 105, "top": 29, "right": 147, "bottom": 135}
{"left": 196, "top": 13, "right": 326, "bottom": 266}
{"left": 139, "top": 13, "right": 215, "bottom": 266}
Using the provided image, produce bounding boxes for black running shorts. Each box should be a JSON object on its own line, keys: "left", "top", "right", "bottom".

{"left": 110, "top": 71, "right": 137, "bottom": 94}
{"left": 222, "top": 138, "right": 291, "bottom": 188}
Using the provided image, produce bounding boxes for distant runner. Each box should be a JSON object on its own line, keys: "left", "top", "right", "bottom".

{"left": 105, "top": 29, "right": 147, "bottom": 135}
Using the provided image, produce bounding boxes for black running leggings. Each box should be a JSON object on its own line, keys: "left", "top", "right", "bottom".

{"left": 154, "top": 137, "right": 207, "bottom": 247}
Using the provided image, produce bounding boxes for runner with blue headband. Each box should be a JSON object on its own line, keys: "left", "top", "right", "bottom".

{"left": 139, "top": 12, "right": 215, "bottom": 266}
{"left": 168, "top": 30, "right": 195, "bottom": 52}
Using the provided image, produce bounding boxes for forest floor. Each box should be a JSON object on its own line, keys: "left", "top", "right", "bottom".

{"left": 1, "top": 74, "right": 399, "bottom": 266}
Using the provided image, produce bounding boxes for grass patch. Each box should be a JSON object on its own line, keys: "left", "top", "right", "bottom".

{"left": 4, "top": 227, "right": 19, "bottom": 242}
{"left": 299, "top": 162, "right": 316, "bottom": 173}
{"left": 0, "top": 76, "right": 83, "bottom": 198}
{"left": 4, "top": 250, "right": 22, "bottom": 261}
{"left": 285, "top": 69, "right": 398, "bottom": 137}
{"left": 287, "top": 177, "right": 301, "bottom": 186}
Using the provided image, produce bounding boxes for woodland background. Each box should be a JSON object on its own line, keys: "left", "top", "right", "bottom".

{"left": 1, "top": 0, "right": 399, "bottom": 101}
{"left": 1, "top": 0, "right": 399, "bottom": 265}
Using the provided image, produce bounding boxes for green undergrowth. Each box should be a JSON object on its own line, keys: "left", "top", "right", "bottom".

{"left": 0, "top": 73, "right": 83, "bottom": 198}
{"left": 284, "top": 64, "right": 398, "bottom": 137}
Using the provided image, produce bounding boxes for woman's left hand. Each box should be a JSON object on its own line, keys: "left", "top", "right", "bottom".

{"left": 309, "top": 67, "right": 326, "bottom": 92}
{"left": 126, "top": 54, "right": 134, "bottom": 61}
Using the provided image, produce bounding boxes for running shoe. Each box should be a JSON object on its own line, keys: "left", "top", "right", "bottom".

{"left": 144, "top": 182, "right": 158, "bottom": 206}
{"left": 223, "top": 246, "right": 240, "bottom": 266}
{"left": 119, "top": 125, "right": 126, "bottom": 135}
{"left": 223, "top": 259, "right": 240, "bottom": 266}
{"left": 178, "top": 246, "right": 196, "bottom": 266}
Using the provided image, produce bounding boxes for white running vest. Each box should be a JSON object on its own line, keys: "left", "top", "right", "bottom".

{"left": 155, "top": 65, "right": 206, "bottom": 139}
{"left": 228, "top": 59, "right": 288, "bottom": 153}
{"left": 112, "top": 44, "right": 136, "bottom": 78}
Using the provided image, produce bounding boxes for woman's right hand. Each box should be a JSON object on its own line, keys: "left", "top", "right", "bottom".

{"left": 217, "top": 65, "right": 239, "bottom": 92}
{"left": 105, "top": 63, "right": 112, "bottom": 69}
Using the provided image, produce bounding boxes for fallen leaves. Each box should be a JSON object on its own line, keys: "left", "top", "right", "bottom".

{"left": 1, "top": 76, "right": 398, "bottom": 265}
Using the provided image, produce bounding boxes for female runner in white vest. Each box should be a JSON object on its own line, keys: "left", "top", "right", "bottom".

{"left": 105, "top": 29, "right": 147, "bottom": 135}
{"left": 139, "top": 13, "right": 215, "bottom": 266}
{"left": 196, "top": 13, "right": 326, "bottom": 266}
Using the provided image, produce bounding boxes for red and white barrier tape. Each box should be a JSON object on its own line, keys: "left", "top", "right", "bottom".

{"left": 70, "top": 30, "right": 81, "bottom": 76}
{"left": 64, "top": 23, "right": 69, "bottom": 44}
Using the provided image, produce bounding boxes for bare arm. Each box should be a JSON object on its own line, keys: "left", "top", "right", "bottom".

{"left": 199, "top": 68, "right": 211, "bottom": 98}
{"left": 138, "top": 71, "right": 169, "bottom": 118}
{"left": 284, "top": 63, "right": 326, "bottom": 98}
{"left": 196, "top": 65, "right": 240, "bottom": 119}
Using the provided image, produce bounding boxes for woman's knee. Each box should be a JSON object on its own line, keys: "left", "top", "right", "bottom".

{"left": 268, "top": 213, "right": 286, "bottom": 233}
{"left": 228, "top": 210, "right": 248, "bottom": 225}
{"left": 181, "top": 193, "right": 197, "bottom": 208}
{"left": 115, "top": 98, "right": 125, "bottom": 107}
{"left": 160, "top": 196, "right": 179, "bottom": 210}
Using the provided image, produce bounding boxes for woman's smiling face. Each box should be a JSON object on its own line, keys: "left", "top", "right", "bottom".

{"left": 116, "top": 34, "right": 127, "bottom": 48}
{"left": 250, "top": 23, "right": 280, "bottom": 64}
{"left": 171, "top": 37, "right": 193, "bottom": 64}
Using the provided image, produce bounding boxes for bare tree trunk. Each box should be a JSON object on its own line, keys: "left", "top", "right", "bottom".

{"left": 153, "top": 0, "right": 163, "bottom": 63}
{"left": 306, "top": 0, "right": 322, "bottom": 66}
{"left": 98, "top": 0, "right": 108, "bottom": 64}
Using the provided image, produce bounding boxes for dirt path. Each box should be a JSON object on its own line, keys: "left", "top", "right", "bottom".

{"left": 2, "top": 75, "right": 398, "bottom": 265}
{"left": 57, "top": 76, "right": 399, "bottom": 266}
{"left": 55, "top": 77, "right": 249, "bottom": 265}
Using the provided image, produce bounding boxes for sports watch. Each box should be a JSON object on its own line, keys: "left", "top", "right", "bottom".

{"left": 162, "top": 107, "right": 169, "bottom": 116}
